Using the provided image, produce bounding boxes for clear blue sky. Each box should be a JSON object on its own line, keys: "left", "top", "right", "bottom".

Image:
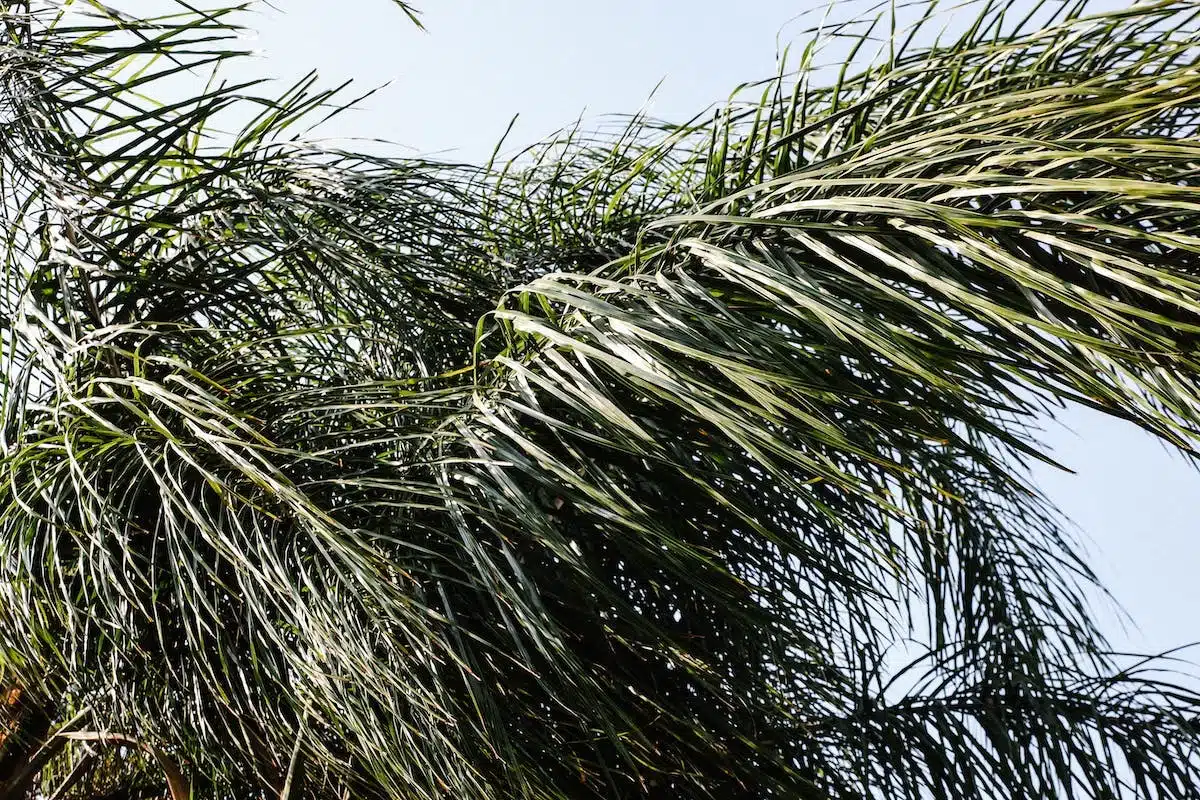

{"left": 204, "top": 0, "right": 1200, "bottom": 659}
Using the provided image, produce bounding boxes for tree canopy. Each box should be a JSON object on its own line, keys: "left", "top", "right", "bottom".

{"left": 2, "top": 1, "right": 1200, "bottom": 798}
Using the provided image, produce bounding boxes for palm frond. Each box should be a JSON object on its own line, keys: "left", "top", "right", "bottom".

{"left": 1, "top": 1, "right": 1200, "bottom": 799}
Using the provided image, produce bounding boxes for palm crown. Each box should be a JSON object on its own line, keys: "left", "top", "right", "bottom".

{"left": 2, "top": 1, "right": 1200, "bottom": 798}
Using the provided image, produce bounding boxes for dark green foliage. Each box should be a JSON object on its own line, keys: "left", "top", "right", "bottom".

{"left": 1, "top": 0, "right": 1200, "bottom": 797}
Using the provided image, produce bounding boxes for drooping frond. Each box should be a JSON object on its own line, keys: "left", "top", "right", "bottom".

{"left": 1, "top": 1, "right": 1200, "bottom": 799}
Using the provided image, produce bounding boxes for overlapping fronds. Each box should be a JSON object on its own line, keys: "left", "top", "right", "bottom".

{"left": 2, "top": 1, "right": 1200, "bottom": 798}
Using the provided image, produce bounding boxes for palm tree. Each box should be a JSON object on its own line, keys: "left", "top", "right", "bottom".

{"left": 2, "top": 0, "right": 1200, "bottom": 797}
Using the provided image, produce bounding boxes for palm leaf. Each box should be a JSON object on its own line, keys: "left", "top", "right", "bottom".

{"left": 1, "top": 1, "right": 1199, "bottom": 798}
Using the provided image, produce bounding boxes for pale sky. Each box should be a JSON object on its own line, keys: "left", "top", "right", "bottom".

{"left": 169, "top": 0, "right": 1200, "bottom": 660}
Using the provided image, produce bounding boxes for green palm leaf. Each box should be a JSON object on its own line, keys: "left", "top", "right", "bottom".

{"left": 2, "top": 1, "right": 1200, "bottom": 798}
